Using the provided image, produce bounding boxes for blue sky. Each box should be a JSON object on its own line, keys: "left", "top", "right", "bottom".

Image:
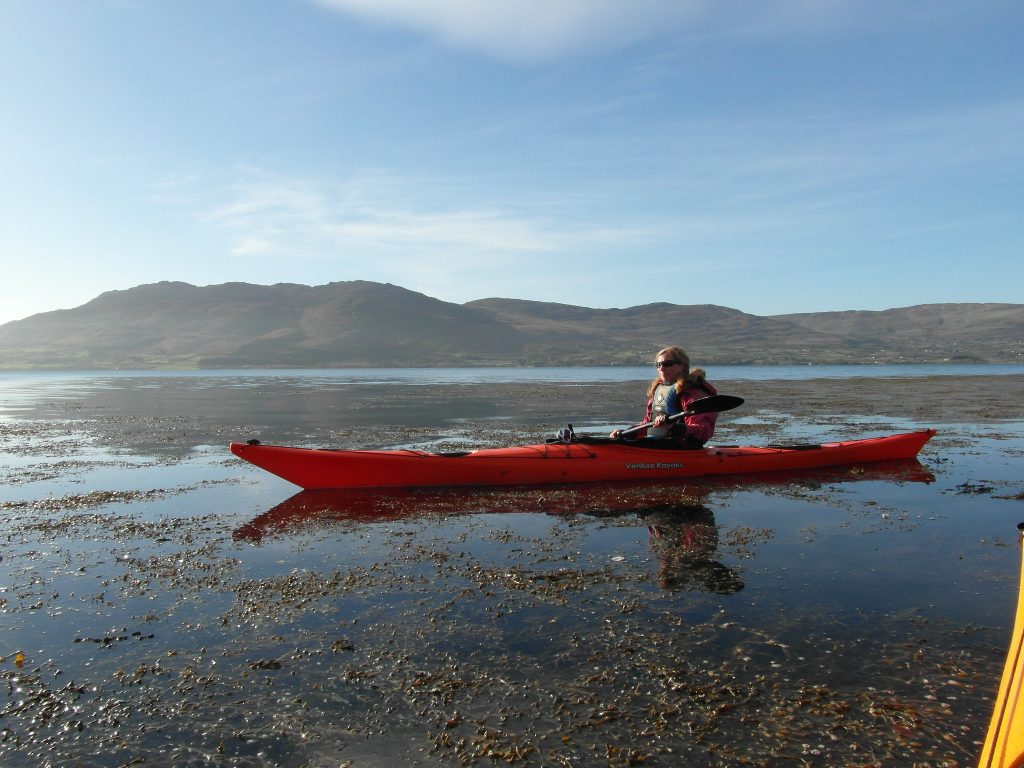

{"left": 1, "top": 1, "right": 1021, "bottom": 325}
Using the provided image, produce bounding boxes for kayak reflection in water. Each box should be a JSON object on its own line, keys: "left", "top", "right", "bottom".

{"left": 643, "top": 505, "right": 744, "bottom": 594}
{"left": 234, "top": 489, "right": 744, "bottom": 594}
{"left": 610, "top": 346, "right": 718, "bottom": 448}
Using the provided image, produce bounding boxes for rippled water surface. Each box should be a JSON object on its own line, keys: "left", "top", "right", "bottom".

{"left": 2, "top": 371, "right": 1023, "bottom": 766}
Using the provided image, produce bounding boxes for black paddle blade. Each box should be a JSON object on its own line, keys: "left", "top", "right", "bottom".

{"left": 616, "top": 394, "right": 745, "bottom": 438}
{"left": 686, "top": 394, "right": 744, "bottom": 415}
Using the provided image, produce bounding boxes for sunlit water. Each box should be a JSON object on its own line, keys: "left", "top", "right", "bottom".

{"left": 1, "top": 368, "right": 1022, "bottom": 766}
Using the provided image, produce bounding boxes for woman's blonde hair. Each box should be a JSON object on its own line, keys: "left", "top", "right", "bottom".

{"left": 647, "top": 346, "right": 707, "bottom": 398}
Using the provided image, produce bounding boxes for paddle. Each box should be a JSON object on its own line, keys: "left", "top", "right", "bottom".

{"left": 616, "top": 394, "right": 745, "bottom": 439}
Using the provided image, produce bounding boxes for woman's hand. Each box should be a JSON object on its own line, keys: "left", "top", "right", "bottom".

{"left": 609, "top": 429, "right": 622, "bottom": 438}
{"left": 653, "top": 415, "right": 667, "bottom": 427}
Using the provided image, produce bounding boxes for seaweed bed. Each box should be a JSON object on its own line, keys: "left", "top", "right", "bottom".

{"left": 2, "top": 373, "right": 1024, "bottom": 767}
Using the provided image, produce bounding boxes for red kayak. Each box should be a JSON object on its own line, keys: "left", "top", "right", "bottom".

{"left": 230, "top": 429, "right": 936, "bottom": 490}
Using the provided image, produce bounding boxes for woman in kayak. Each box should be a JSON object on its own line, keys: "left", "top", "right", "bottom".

{"left": 611, "top": 346, "right": 718, "bottom": 447}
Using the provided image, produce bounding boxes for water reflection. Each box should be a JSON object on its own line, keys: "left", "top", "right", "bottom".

{"left": 233, "top": 460, "right": 934, "bottom": 598}
{"left": 234, "top": 482, "right": 736, "bottom": 594}
{"left": 643, "top": 505, "right": 745, "bottom": 594}
{"left": 233, "top": 458, "right": 935, "bottom": 542}
{"left": 232, "top": 481, "right": 715, "bottom": 540}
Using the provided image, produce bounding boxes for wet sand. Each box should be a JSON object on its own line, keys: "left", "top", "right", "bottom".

{"left": 2, "top": 373, "right": 1024, "bottom": 766}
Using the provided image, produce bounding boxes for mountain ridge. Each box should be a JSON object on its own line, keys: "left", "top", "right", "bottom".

{"left": 0, "top": 281, "right": 1020, "bottom": 369}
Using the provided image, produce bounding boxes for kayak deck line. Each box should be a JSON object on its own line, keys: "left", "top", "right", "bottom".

{"left": 979, "top": 523, "right": 1024, "bottom": 768}
{"left": 230, "top": 428, "right": 936, "bottom": 491}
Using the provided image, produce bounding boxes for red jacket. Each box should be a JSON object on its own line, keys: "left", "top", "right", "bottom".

{"left": 640, "top": 379, "right": 718, "bottom": 446}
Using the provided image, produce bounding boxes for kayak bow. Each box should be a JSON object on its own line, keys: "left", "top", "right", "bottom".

{"left": 980, "top": 523, "right": 1024, "bottom": 768}
{"left": 230, "top": 429, "right": 936, "bottom": 490}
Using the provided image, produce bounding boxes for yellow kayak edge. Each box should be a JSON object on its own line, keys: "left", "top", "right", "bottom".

{"left": 979, "top": 523, "right": 1024, "bottom": 768}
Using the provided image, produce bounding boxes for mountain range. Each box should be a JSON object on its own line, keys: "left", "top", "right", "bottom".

{"left": 0, "top": 280, "right": 1020, "bottom": 369}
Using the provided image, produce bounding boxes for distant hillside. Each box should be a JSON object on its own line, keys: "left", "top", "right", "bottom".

{"left": 0, "top": 281, "right": 1020, "bottom": 368}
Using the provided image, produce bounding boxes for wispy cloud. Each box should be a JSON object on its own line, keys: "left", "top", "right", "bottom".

{"left": 199, "top": 170, "right": 651, "bottom": 268}
{"left": 187, "top": 168, "right": 664, "bottom": 304}
{"left": 312, "top": 0, "right": 697, "bottom": 63}
{"left": 192, "top": 94, "right": 1024, "bottom": 281}
{"left": 309, "top": 0, "right": 951, "bottom": 63}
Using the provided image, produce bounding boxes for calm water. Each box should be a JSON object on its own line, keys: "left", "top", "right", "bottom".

{"left": 1, "top": 368, "right": 1023, "bottom": 766}
{"left": 2, "top": 362, "right": 1024, "bottom": 389}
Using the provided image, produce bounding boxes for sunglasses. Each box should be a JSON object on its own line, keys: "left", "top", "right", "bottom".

{"left": 656, "top": 360, "right": 681, "bottom": 369}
